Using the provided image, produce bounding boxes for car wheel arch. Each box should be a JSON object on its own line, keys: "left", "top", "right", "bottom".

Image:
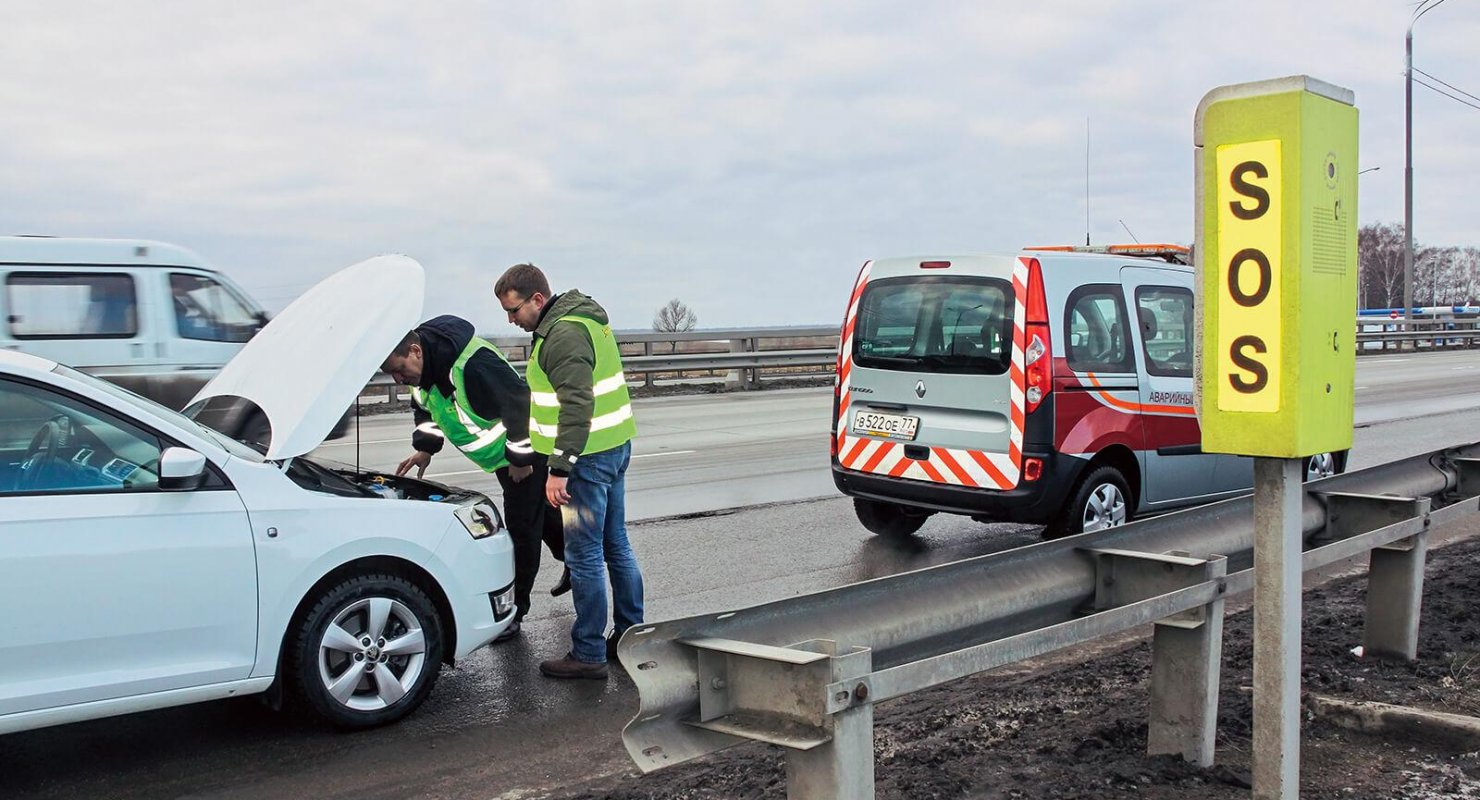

{"left": 1079, "top": 445, "right": 1141, "bottom": 512}
{"left": 279, "top": 556, "right": 457, "bottom": 673}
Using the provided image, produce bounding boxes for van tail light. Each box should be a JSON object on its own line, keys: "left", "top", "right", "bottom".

{"left": 1022, "top": 457, "right": 1044, "bottom": 482}
{"left": 834, "top": 260, "right": 870, "bottom": 457}
{"left": 1022, "top": 258, "right": 1052, "bottom": 414}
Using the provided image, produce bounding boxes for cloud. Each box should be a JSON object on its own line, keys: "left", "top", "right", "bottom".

{"left": 1, "top": 1, "right": 1474, "bottom": 330}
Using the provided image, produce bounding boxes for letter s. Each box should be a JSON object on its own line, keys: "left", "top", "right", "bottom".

{"left": 1229, "top": 161, "right": 1270, "bottom": 220}
{"left": 1228, "top": 335, "right": 1269, "bottom": 393}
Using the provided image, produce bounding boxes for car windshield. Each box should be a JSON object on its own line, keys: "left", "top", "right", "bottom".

{"left": 50, "top": 364, "right": 265, "bottom": 463}
{"left": 853, "top": 276, "right": 1014, "bottom": 374}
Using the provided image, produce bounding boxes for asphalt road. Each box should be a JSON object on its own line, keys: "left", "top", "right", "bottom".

{"left": 3, "top": 350, "right": 1480, "bottom": 799}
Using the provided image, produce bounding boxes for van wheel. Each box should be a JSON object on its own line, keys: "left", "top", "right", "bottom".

{"left": 1305, "top": 452, "right": 1338, "bottom": 481}
{"left": 1047, "top": 466, "right": 1131, "bottom": 538}
{"left": 286, "top": 574, "right": 444, "bottom": 729}
{"left": 854, "top": 498, "right": 929, "bottom": 538}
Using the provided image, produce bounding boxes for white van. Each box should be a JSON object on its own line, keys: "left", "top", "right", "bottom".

{"left": 831, "top": 245, "right": 1347, "bottom": 538}
{"left": 0, "top": 236, "right": 275, "bottom": 441}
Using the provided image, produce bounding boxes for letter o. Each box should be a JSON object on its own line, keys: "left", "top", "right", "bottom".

{"left": 1227, "top": 248, "right": 1271, "bottom": 307}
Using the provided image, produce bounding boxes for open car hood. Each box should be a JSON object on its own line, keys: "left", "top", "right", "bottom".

{"left": 190, "top": 255, "right": 424, "bottom": 460}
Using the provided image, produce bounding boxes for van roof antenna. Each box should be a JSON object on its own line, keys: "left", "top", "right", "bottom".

{"left": 1119, "top": 220, "right": 1140, "bottom": 243}
{"left": 1085, "top": 116, "right": 1091, "bottom": 246}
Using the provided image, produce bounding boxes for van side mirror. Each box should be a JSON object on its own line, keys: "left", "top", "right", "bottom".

{"left": 159, "top": 447, "right": 208, "bottom": 491}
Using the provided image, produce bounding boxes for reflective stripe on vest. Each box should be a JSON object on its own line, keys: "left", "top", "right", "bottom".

{"left": 526, "top": 315, "right": 636, "bottom": 456}
{"left": 412, "top": 338, "right": 512, "bottom": 471}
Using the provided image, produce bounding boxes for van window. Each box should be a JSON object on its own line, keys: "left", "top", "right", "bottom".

{"left": 1135, "top": 286, "right": 1194, "bottom": 377}
{"left": 169, "top": 274, "right": 260, "bottom": 343}
{"left": 1064, "top": 285, "right": 1133, "bottom": 373}
{"left": 853, "top": 276, "right": 1013, "bottom": 375}
{"left": 5, "top": 273, "right": 138, "bottom": 339}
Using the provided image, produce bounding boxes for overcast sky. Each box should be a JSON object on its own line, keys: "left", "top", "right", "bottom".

{"left": 2, "top": 1, "right": 1475, "bottom": 331}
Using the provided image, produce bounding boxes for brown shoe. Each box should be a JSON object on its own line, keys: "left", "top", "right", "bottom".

{"left": 539, "top": 653, "right": 608, "bottom": 680}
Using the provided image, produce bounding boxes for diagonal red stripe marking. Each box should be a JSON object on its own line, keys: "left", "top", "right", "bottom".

{"left": 860, "top": 441, "right": 894, "bottom": 473}
{"left": 934, "top": 448, "right": 976, "bottom": 486}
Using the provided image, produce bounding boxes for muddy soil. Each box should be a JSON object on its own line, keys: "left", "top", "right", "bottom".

{"left": 551, "top": 535, "right": 1480, "bottom": 799}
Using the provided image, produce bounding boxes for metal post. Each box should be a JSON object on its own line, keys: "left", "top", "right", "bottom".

{"left": 644, "top": 341, "right": 655, "bottom": 389}
{"left": 1363, "top": 530, "right": 1430, "bottom": 661}
{"left": 1252, "top": 457, "right": 1302, "bottom": 799}
{"left": 1147, "top": 557, "right": 1227, "bottom": 767}
{"left": 1404, "top": 21, "right": 1414, "bottom": 329}
{"left": 784, "top": 644, "right": 874, "bottom": 800}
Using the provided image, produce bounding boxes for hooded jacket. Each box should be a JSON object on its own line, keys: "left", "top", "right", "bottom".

{"left": 531, "top": 290, "right": 620, "bottom": 475}
{"left": 410, "top": 314, "right": 538, "bottom": 468}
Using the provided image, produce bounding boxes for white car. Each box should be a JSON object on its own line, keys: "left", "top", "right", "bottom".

{"left": 0, "top": 255, "right": 516, "bottom": 734}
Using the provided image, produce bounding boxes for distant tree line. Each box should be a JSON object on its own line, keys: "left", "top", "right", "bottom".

{"left": 1359, "top": 222, "right": 1480, "bottom": 309}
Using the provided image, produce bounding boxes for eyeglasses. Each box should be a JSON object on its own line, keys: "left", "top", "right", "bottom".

{"left": 502, "top": 295, "right": 532, "bottom": 315}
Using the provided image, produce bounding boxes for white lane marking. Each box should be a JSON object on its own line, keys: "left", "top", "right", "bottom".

{"left": 633, "top": 450, "right": 696, "bottom": 459}
{"left": 1354, "top": 386, "right": 1368, "bottom": 390}
{"left": 1452, "top": 366, "right": 1478, "bottom": 371}
{"left": 1363, "top": 358, "right": 1409, "bottom": 364}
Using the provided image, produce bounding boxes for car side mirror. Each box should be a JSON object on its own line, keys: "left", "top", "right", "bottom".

{"left": 159, "top": 447, "right": 208, "bottom": 491}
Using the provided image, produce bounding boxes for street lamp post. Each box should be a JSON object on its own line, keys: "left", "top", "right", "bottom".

{"left": 1406, "top": 0, "right": 1447, "bottom": 326}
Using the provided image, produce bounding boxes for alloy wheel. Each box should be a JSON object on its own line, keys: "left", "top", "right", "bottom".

{"left": 1082, "top": 483, "right": 1127, "bottom": 531}
{"left": 317, "top": 597, "right": 427, "bottom": 712}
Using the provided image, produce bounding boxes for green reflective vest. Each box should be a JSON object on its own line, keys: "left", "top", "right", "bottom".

{"left": 526, "top": 315, "right": 636, "bottom": 457}
{"left": 410, "top": 338, "right": 512, "bottom": 472}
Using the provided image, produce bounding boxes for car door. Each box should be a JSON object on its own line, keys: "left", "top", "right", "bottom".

{"left": 0, "top": 375, "right": 258, "bottom": 718}
{"left": 1118, "top": 266, "right": 1220, "bottom": 507}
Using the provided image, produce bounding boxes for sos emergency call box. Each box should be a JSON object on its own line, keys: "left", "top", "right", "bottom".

{"left": 1194, "top": 76, "right": 1358, "bottom": 458}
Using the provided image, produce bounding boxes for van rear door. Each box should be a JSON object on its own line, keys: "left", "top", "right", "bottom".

{"left": 837, "top": 256, "right": 1023, "bottom": 490}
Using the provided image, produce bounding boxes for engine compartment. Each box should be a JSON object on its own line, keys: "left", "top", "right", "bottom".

{"left": 286, "top": 455, "right": 485, "bottom": 505}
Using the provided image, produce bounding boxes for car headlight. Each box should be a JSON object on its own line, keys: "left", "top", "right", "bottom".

{"left": 455, "top": 501, "right": 504, "bottom": 539}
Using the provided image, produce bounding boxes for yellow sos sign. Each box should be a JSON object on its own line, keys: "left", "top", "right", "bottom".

{"left": 1215, "top": 139, "right": 1282, "bottom": 412}
{"left": 1195, "top": 77, "right": 1358, "bottom": 459}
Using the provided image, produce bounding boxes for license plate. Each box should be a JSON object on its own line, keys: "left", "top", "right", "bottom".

{"left": 852, "top": 410, "right": 919, "bottom": 440}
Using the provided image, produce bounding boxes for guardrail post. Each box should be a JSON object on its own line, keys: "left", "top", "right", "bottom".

{"left": 387, "top": 382, "right": 398, "bottom": 403}
{"left": 785, "top": 642, "right": 874, "bottom": 799}
{"left": 679, "top": 637, "right": 874, "bottom": 799}
{"left": 1363, "top": 530, "right": 1430, "bottom": 661}
{"left": 643, "top": 341, "right": 655, "bottom": 388}
{"left": 1088, "top": 548, "right": 1228, "bottom": 767}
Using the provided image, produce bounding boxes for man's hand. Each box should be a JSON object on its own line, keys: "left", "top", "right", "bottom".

{"left": 546, "top": 474, "right": 571, "bottom": 507}
{"left": 509, "top": 464, "right": 533, "bottom": 483}
{"left": 396, "top": 451, "right": 432, "bottom": 478}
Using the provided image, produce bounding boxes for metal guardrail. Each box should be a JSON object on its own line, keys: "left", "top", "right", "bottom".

{"left": 615, "top": 443, "right": 1480, "bottom": 798}
{"left": 363, "top": 321, "right": 1476, "bottom": 400}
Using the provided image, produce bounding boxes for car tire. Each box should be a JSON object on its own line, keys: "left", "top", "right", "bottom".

{"left": 1047, "top": 465, "right": 1131, "bottom": 539}
{"left": 1305, "top": 452, "right": 1339, "bottom": 481}
{"left": 286, "top": 573, "right": 445, "bottom": 730}
{"left": 854, "top": 498, "right": 929, "bottom": 538}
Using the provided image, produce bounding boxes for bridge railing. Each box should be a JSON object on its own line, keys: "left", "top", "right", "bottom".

{"left": 364, "top": 320, "right": 1475, "bottom": 401}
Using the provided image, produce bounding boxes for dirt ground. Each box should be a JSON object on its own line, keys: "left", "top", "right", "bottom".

{"left": 548, "top": 534, "right": 1480, "bottom": 799}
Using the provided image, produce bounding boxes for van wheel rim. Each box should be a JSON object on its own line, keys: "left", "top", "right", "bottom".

{"left": 317, "top": 597, "right": 427, "bottom": 712}
{"left": 1307, "top": 453, "right": 1336, "bottom": 481}
{"left": 1082, "top": 484, "right": 1127, "bottom": 531}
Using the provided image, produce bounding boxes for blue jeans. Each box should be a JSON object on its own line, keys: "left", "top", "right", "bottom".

{"left": 561, "top": 441, "right": 644, "bottom": 663}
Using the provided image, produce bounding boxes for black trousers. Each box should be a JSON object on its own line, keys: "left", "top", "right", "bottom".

{"left": 495, "top": 463, "right": 566, "bottom": 621}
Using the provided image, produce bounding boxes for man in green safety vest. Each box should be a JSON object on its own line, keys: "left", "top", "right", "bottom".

{"left": 495, "top": 264, "right": 643, "bottom": 681}
{"left": 381, "top": 315, "right": 567, "bottom": 643}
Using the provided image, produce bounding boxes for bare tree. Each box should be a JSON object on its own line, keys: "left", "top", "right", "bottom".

{"left": 1358, "top": 222, "right": 1405, "bottom": 309}
{"left": 653, "top": 298, "right": 698, "bottom": 333}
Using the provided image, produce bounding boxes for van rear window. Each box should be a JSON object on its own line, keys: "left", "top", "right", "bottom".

{"left": 853, "top": 276, "right": 1013, "bottom": 374}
